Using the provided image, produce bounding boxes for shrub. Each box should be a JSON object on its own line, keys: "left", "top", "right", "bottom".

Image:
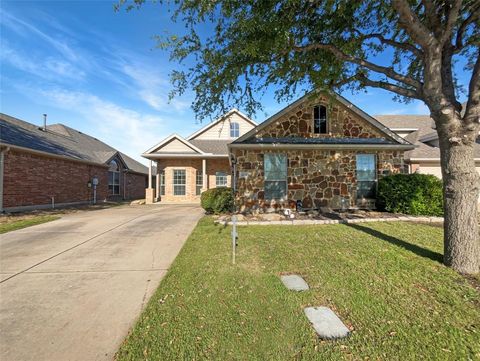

{"left": 377, "top": 173, "right": 443, "bottom": 216}
{"left": 200, "top": 187, "right": 234, "bottom": 214}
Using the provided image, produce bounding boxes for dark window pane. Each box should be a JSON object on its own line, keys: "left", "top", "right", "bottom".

{"left": 313, "top": 105, "right": 327, "bottom": 134}
{"left": 265, "top": 181, "right": 287, "bottom": 200}
{"left": 264, "top": 153, "right": 287, "bottom": 200}
{"left": 356, "top": 154, "right": 376, "bottom": 199}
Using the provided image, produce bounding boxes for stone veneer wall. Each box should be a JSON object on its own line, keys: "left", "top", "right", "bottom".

{"left": 255, "top": 94, "right": 385, "bottom": 139}
{"left": 232, "top": 149, "right": 405, "bottom": 212}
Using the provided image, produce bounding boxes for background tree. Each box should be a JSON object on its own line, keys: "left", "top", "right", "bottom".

{"left": 123, "top": 0, "right": 480, "bottom": 274}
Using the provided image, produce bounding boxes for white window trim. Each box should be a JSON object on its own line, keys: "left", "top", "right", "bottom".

{"left": 173, "top": 168, "right": 187, "bottom": 196}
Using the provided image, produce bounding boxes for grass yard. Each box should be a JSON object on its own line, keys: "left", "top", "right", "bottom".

{"left": 117, "top": 218, "right": 480, "bottom": 360}
{"left": 0, "top": 215, "right": 60, "bottom": 234}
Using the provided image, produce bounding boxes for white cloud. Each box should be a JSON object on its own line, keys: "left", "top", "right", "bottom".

{"left": 119, "top": 61, "right": 191, "bottom": 112}
{"left": 38, "top": 88, "right": 165, "bottom": 164}
{"left": 1, "top": 9, "right": 79, "bottom": 63}
{"left": 1, "top": 43, "right": 86, "bottom": 81}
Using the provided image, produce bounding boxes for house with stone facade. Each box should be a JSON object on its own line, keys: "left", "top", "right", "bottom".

{"left": 0, "top": 113, "right": 148, "bottom": 212}
{"left": 228, "top": 92, "right": 415, "bottom": 212}
{"left": 142, "top": 109, "right": 256, "bottom": 203}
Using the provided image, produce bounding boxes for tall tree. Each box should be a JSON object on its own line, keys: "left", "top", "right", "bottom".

{"left": 123, "top": 0, "right": 480, "bottom": 274}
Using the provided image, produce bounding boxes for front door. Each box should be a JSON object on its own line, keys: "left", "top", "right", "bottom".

{"left": 356, "top": 154, "right": 376, "bottom": 199}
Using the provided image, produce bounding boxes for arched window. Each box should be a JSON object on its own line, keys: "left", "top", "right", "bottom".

{"left": 230, "top": 122, "right": 240, "bottom": 137}
{"left": 313, "top": 105, "right": 327, "bottom": 134}
{"left": 108, "top": 160, "right": 120, "bottom": 195}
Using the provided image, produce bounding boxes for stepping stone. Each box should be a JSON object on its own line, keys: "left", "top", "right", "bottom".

{"left": 280, "top": 274, "right": 309, "bottom": 291}
{"left": 304, "top": 306, "right": 350, "bottom": 340}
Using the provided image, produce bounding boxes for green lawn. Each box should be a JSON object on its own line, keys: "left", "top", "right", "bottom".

{"left": 117, "top": 218, "right": 480, "bottom": 361}
{"left": 0, "top": 215, "right": 60, "bottom": 234}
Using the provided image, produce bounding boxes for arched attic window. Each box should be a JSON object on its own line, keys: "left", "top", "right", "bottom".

{"left": 108, "top": 160, "right": 120, "bottom": 195}
{"left": 230, "top": 122, "right": 240, "bottom": 137}
{"left": 313, "top": 105, "right": 327, "bottom": 134}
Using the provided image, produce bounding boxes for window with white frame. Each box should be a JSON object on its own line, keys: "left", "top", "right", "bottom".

{"left": 196, "top": 171, "right": 203, "bottom": 195}
{"left": 108, "top": 160, "right": 120, "bottom": 195}
{"left": 173, "top": 169, "right": 186, "bottom": 196}
{"left": 230, "top": 122, "right": 240, "bottom": 137}
{"left": 216, "top": 171, "right": 227, "bottom": 187}
{"left": 313, "top": 105, "right": 327, "bottom": 134}
{"left": 159, "top": 170, "right": 165, "bottom": 196}
{"left": 264, "top": 153, "right": 287, "bottom": 200}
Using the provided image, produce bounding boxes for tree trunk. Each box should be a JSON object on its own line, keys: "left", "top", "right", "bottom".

{"left": 436, "top": 114, "right": 480, "bottom": 274}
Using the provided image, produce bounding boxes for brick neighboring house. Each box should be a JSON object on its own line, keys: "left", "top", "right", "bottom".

{"left": 142, "top": 109, "right": 257, "bottom": 203}
{"left": 228, "top": 92, "right": 415, "bottom": 212}
{"left": 0, "top": 113, "right": 148, "bottom": 212}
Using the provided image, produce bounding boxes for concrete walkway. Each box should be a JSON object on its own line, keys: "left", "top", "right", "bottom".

{"left": 0, "top": 204, "right": 203, "bottom": 361}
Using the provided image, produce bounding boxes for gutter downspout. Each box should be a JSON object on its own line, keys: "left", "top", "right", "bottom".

{"left": 0, "top": 147, "right": 10, "bottom": 213}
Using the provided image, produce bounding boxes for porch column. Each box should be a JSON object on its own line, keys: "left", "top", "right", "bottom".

{"left": 202, "top": 158, "right": 207, "bottom": 191}
{"left": 148, "top": 160, "right": 152, "bottom": 188}
{"left": 155, "top": 161, "right": 160, "bottom": 202}
{"left": 145, "top": 159, "right": 155, "bottom": 204}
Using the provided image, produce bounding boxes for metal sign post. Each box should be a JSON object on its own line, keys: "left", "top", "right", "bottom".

{"left": 231, "top": 215, "right": 237, "bottom": 264}
{"left": 231, "top": 156, "right": 238, "bottom": 265}
{"left": 92, "top": 176, "right": 98, "bottom": 205}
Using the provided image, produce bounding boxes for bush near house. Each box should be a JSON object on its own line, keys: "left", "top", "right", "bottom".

{"left": 200, "top": 187, "right": 234, "bottom": 214}
{"left": 377, "top": 173, "right": 443, "bottom": 216}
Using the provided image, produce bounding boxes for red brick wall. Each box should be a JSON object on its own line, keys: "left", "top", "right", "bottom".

{"left": 3, "top": 150, "right": 108, "bottom": 208}
{"left": 124, "top": 172, "right": 147, "bottom": 200}
{"left": 3, "top": 150, "right": 147, "bottom": 209}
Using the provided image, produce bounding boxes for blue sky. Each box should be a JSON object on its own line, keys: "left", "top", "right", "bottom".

{"left": 0, "top": 1, "right": 465, "bottom": 165}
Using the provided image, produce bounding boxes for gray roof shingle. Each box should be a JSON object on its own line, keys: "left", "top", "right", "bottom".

{"left": 189, "top": 139, "right": 231, "bottom": 155}
{"left": 374, "top": 114, "right": 480, "bottom": 160}
{"left": 0, "top": 113, "right": 148, "bottom": 174}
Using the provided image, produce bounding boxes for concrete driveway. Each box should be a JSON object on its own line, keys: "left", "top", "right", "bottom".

{"left": 0, "top": 204, "right": 203, "bottom": 361}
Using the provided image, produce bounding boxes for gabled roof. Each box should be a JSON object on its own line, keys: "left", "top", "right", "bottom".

{"left": 143, "top": 133, "right": 205, "bottom": 155}
{"left": 0, "top": 113, "right": 148, "bottom": 174}
{"left": 187, "top": 108, "right": 257, "bottom": 140}
{"left": 232, "top": 90, "right": 411, "bottom": 147}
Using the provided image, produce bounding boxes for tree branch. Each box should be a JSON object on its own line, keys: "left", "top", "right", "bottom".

{"left": 392, "top": 0, "right": 436, "bottom": 49}
{"left": 455, "top": 4, "right": 480, "bottom": 51}
{"left": 356, "top": 73, "right": 421, "bottom": 99}
{"left": 291, "top": 42, "right": 422, "bottom": 90}
{"left": 421, "top": 0, "right": 442, "bottom": 36}
{"left": 464, "top": 50, "right": 480, "bottom": 129}
{"left": 356, "top": 32, "right": 423, "bottom": 58}
{"left": 441, "top": 0, "right": 464, "bottom": 45}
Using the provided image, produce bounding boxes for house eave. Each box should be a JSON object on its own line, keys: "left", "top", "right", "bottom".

{"left": 142, "top": 153, "right": 228, "bottom": 159}
{"left": 228, "top": 143, "right": 414, "bottom": 151}
{"left": 408, "top": 157, "right": 480, "bottom": 162}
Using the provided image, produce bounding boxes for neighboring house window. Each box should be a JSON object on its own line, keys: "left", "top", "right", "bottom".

{"left": 108, "top": 160, "right": 120, "bottom": 195}
{"left": 196, "top": 171, "right": 203, "bottom": 195}
{"left": 356, "top": 154, "right": 376, "bottom": 199}
{"left": 313, "top": 105, "right": 327, "bottom": 134}
{"left": 159, "top": 170, "right": 165, "bottom": 196}
{"left": 230, "top": 122, "right": 240, "bottom": 137}
{"left": 216, "top": 171, "right": 228, "bottom": 187}
{"left": 173, "top": 169, "right": 186, "bottom": 196}
{"left": 264, "top": 153, "right": 287, "bottom": 200}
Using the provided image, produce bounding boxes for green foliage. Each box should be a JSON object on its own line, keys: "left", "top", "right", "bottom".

{"left": 120, "top": 0, "right": 478, "bottom": 121}
{"left": 200, "top": 187, "right": 234, "bottom": 214}
{"left": 377, "top": 173, "right": 443, "bottom": 216}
